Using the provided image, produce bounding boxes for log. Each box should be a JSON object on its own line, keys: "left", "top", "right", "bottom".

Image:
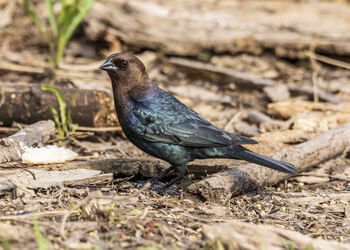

{"left": 187, "top": 121, "right": 350, "bottom": 201}
{"left": 0, "top": 120, "right": 55, "bottom": 163}
{"left": 202, "top": 221, "right": 350, "bottom": 250}
{"left": 86, "top": 0, "right": 350, "bottom": 58}
{"left": 0, "top": 83, "right": 118, "bottom": 127}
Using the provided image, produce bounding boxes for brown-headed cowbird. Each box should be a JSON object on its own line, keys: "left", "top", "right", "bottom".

{"left": 100, "top": 53, "right": 296, "bottom": 188}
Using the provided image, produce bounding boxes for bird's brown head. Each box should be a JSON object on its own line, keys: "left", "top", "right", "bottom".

{"left": 100, "top": 53, "right": 148, "bottom": 86}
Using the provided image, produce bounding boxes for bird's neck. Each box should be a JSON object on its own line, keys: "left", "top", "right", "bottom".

{"left": 129, "top": 79, "right": 158, "bottom": 101}
{"left": 111, "top": 78, "right": 158, "bottom": 116}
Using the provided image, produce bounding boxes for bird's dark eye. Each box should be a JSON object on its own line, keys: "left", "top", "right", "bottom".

{"left": 122, "top": 60, "right": 128, "bottom": 67}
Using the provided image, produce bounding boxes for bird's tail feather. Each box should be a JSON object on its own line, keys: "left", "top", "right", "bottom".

{"left": 233, "top": 147, "right": 297, "bottom": 174}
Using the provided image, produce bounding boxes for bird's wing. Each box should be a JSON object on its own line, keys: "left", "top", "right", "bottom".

{"left": 131, "top": 92, "right": 257, "bottom": 147}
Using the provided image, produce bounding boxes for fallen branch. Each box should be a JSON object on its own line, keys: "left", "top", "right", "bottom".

{"left": 0, "top": 120, "right": 55, "bottom": 163}
{"left": 188, "top": 121, "right": 350, "bottom": 201}
{"left": 0, "top": 83, "right": 118, "bottom": 127}
{"left": 169, "top": 57, "right": 342, "bottom": 103}
{"left": 202, "top": 220, "right": 350, "bottom": 250}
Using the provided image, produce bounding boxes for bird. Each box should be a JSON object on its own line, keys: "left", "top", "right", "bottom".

{"left": 100, "top": 53, "right": 297, "bottom": 188}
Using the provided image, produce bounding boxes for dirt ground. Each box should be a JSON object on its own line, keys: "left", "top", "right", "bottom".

{"left": 0, "top": 0, "right": 350, "bottom": 249}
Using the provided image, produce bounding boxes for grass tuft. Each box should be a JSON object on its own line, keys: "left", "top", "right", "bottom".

{"left": 41, "top": 84, "right": 77, "bottom": 138}
{"left": 24, "top": 0, "right": 96, "bottom": 68}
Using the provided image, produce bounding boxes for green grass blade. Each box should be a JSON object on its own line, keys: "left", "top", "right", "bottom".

{"left": 57, "top": 0, "right": 74, "bottom": 64}
{"left": 56, "top": 0, "right": 95, "bottom": 63}
{"left": 47, "top": 104, "right": 64, "bottom": 138}
{"left": 67, "top": 108, "right": 78, "bottom": 133}
{"left": 44, "top": 0, "right": 58, "bottom": 38}
{"left": 32, "top": 217, "right": 50, "bottom": 250}
{"left": 23, "top": 0, "right": 51, "bottom": 45}
{"left": 41, "top": 84, "right": 68, "bottom": 136}
{"left": 58, "top": 0, "right": 71, "bottom": 30}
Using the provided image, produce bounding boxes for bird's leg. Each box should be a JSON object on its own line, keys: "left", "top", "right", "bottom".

{"left": 148, "top": 165, "right": 175, "bottom": 184}
{"left": 162, "top": 165, "right": 189, "bottom": 189}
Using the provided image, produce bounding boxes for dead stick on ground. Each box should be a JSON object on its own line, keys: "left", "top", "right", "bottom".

{"left": 76, "top": 126, "right": 122, "bottom": 132}
{"left": 0, "top": 120, "right": 55, "bottom": 163}
{"left": 309, "top": 51, "right": 350, "bottom": 70}
{"left": 188, "top": 121, "right": 350, "bottom": 201}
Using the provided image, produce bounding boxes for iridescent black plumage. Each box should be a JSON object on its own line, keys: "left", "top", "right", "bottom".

{"left": 100, "top": 53, "right": 296, "bottom": 187}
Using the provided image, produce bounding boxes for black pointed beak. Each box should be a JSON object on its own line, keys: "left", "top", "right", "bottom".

{"left": 100, "top": 58, "right": 117, "bottom": 73}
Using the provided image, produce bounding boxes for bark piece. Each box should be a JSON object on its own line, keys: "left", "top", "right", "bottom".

{"left": 0, "top": 83, "right": 118, "bottom": 127}
{"left": 0, "top": 120, "right": 55, "bottom": 163}
{"left": 188, "top": 122, "right": 350, "bottom": 200}
{"left": 86, "top": 0, "right": 350, "bottom": 58}
{"left": 202, "top": 221, "right": 350, "bottom": 250}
